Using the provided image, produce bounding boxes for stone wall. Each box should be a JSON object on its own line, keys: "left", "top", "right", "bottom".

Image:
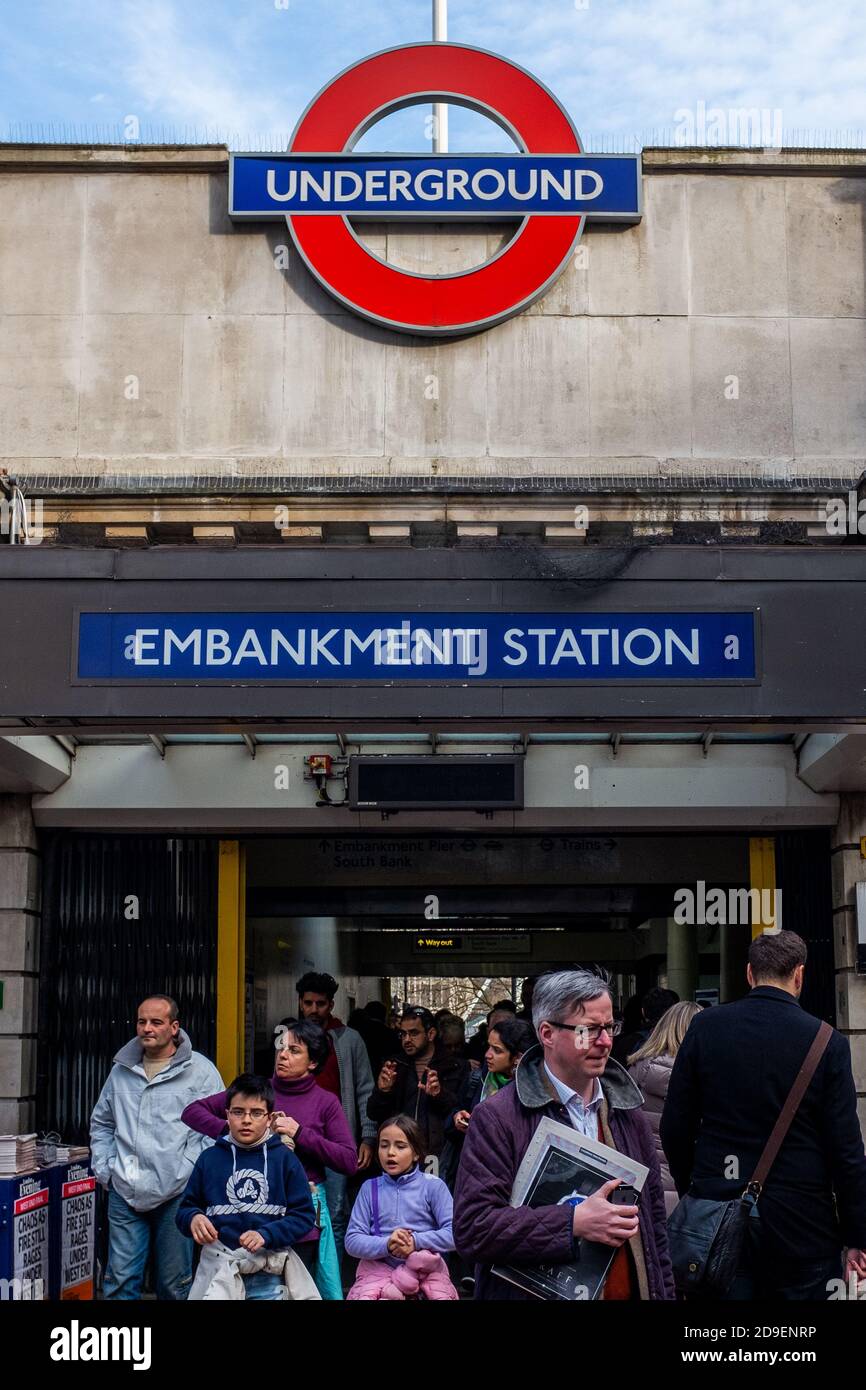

{"left": 1, "top": 148, "right": 864, "bottom": 490}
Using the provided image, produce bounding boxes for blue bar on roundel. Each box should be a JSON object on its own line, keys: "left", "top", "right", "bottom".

{"left": 229, "top": 154, "right": 642, "bottom": 221}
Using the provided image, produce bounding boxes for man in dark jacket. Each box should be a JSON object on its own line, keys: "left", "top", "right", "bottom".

{"left": 368, "top": 1005, "right": 468, "bottom": 1163}
{"left": 660, "top": 929, "right": 866, "bottom": 1300}
{"left": 453, "top": 969, "right": 675, "bottom": 1300}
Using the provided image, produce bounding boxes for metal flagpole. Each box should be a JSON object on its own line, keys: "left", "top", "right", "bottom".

{"left": 432, "top": 0, "right": 449, "bottom": 153}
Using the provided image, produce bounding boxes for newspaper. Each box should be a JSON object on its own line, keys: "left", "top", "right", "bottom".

{"left": 492, "top": 1116, "right": 649, "bottom": 1301}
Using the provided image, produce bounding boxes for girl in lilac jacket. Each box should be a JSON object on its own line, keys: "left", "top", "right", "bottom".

{"left": 345, "top": 1115, "right": 458, "bottom": 1300}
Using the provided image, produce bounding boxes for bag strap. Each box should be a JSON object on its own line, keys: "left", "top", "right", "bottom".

{"left": 747, "top": 1020, "right": 833, "bottom": 1195}
{"left": 370, "top": 1176, "right": 381, "bottom": 1237}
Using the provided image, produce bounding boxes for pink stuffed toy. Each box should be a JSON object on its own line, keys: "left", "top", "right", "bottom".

{"left": 379, "top": 1250, "right": 455, "bottom": 1301}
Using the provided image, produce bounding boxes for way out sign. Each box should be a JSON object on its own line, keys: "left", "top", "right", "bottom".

{"left": 229, "top": 42, "right": 641, "bottom": 334}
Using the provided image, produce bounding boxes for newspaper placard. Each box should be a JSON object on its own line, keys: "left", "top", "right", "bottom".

{"left": 60, "top": 1169, "right": 96, "bottom": 1299}
{"left": 492, "top": 1116, "right": 649, "bottom": 1301}
{"left": 12, "top": 1179, "right": 49, "bottom": 1296}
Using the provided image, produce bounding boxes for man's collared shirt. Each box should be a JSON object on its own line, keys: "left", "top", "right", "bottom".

{"left": 544, "top": 1062, "right": 604, "bottom": 1137}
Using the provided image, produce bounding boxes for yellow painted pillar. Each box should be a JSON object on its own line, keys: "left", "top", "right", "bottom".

{"left": 748, "top": 836, "right": 778, "bottom": 938}
{"left": 217, "top": 840, "right": 246, "bottom": 1082}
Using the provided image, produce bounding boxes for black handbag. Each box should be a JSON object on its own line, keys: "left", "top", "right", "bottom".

{"left": 667, "top": 1020, "right": 832, "bottom": 1297}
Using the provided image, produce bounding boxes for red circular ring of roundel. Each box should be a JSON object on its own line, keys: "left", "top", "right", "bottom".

{"left": 287, "top": 42, "right": 584, "bottom": 335}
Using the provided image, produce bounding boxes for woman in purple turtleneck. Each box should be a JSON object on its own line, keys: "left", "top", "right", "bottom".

{"left": 182, "top": 1016, "right": 356, "bottom": 1299}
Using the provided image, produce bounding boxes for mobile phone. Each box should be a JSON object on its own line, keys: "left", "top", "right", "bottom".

{"left": 609, "top": 1184, "right": 640, "bottom": 1207}
{"left": 420, "top": 1070, "right": 429, "bottom": 1087}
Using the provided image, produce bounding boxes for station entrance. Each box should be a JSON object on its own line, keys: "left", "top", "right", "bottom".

{"left": 36, "top": 825, "right": 835, "bottom": 1141}
{"left": 242, "top": 829, "right": 834, "bottom": 1076}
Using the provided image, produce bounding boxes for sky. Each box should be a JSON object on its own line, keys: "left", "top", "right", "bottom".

{"left": 1, "top": 0, "right": 865, "bottom": 150}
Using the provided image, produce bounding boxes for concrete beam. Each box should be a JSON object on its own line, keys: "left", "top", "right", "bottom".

{"left": 30, "top": 741, "right": 838, "bottom": 831}
{"left": 0, "top": 737, "right": 71, "bottom": 793}
{"left": 797, "top": 734, "right": 866, "bottom": 792}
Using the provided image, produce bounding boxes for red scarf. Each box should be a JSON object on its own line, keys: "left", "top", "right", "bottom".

{"left": 315, "top": 1015, "right": 343, "bottom": 1098}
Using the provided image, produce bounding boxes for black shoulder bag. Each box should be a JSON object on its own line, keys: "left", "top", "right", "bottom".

{"left": 667, "top": 1020, "right": 832, "bottom": 1298}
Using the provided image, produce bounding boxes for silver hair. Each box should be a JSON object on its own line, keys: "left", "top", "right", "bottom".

{"left": 531, "top": 969, "right": 613, "bottom": 1035}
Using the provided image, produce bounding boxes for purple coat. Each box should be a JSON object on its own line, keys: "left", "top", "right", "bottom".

{"left": 182, "top": 1072, "right": 356, "bottom": 1198}
{"left": 453, "top": 1046, "right": 675, "bottom": 1300}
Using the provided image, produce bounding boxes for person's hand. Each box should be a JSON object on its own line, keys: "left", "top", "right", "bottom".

{"left": 190, "top": 1214, "right": 218, "bottom": 1246}
{"left": 571, "top": 1180, "right": 639, "bottom": 1248}
{"left": 468, "top": 1059, "right": 481, "bottom": 1072}
{"left": 239, "top": 1230, "right": 265, "bottom": 1252}
{"left": 357, "top": 1140, "right": 374, "bottom": 1171}
{"left": 845, "top": 1248, "right": 866, "bottom": 1281}
{"left": 387, "top": 1228, "right": 414, "bottom": 1257}
{"left": 271, "top": 1112, "right": 300, "bottom": 1139}
{"left": 420, "top": 1069, "right": 441, "bottom": 1098}
{"left": 454, "top": 1109, "right": 471, "bottom": 1133}
{"left": 378, "top": 1061, "right": 398, "bottom": 1093}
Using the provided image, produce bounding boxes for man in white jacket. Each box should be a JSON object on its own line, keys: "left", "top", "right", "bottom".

{"left": 90, "top": 994, "right": 223, "bottom": 1300}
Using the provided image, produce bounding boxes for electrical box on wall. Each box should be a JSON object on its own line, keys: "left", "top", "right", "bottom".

{"left": 348, "top": 755, "right": 524, "bottom": 811}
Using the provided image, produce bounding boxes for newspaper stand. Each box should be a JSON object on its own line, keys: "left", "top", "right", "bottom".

{"left": 0, "top": 1169, "right": 50, "bottom": 1299}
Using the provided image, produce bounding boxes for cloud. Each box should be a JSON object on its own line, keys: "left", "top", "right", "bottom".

{"left": 116, "top": 0, "right": 299, "bottom": 138}
{"left": 3, "top": 0, "right": 866, "bottom": 145}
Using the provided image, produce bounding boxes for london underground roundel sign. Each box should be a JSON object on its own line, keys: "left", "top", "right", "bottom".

{"left": 229, "top": 43, "right": 641, "bottom": 335}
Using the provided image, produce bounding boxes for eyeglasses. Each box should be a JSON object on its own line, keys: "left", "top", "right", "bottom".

{"left": 227, "top": 1107, "right": 269, "bottom": 1120}
{"left": 547, "top": 1020, "right": 622, "bottom": 1045}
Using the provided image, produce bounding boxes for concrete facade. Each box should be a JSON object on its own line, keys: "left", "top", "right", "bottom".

{"left": 0, "top": 147, "right": 863, "bottom": 494}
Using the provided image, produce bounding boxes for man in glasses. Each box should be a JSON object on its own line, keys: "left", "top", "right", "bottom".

{"left": 368, "top": 1005, "right": 469, "bottom": 1167}
{"left": 90, "top": 994, "right": 223, "bottom": 1300}
{"left": 453, "top": 969, "right": 675, "bottom": 1301}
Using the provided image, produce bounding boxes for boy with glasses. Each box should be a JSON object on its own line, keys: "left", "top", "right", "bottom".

{"left": 176, "top": 1073, "right": 315, "bottom": 1300}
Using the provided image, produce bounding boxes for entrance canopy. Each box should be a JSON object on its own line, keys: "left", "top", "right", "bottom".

{"left": 0, "top": 730, "right": 843, "bottom": 830}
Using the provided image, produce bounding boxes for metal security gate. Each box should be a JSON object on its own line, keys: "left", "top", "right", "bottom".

{"left": 37, "top": 835, "right": 218, "bottom": 1143}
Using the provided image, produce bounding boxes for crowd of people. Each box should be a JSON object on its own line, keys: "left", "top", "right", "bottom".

{"left": 90, "top": 934, "right": 866, "bottom": 1302}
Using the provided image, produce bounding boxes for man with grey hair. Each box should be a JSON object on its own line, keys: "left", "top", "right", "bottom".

{"left": 453, "top": 968, "right": 674, "bottom": 1300}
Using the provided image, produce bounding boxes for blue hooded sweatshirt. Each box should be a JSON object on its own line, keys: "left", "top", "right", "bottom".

{"left": 176, "top": 1133, "right": 315, "bottom": 1251}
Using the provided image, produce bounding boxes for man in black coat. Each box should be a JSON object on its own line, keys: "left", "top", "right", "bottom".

{"left": 661, "top": 929, "right": 866, "bottom": 1300}
{"left": 367, "top": 1005, "right": 469, "bottom": 1163}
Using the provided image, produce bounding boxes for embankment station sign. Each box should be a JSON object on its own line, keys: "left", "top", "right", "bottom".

{"left": 77, "top": 611, "right": 756, "bottom": 683}
{"left": 229, "top": 42, "right": 641, "bottom": 334}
